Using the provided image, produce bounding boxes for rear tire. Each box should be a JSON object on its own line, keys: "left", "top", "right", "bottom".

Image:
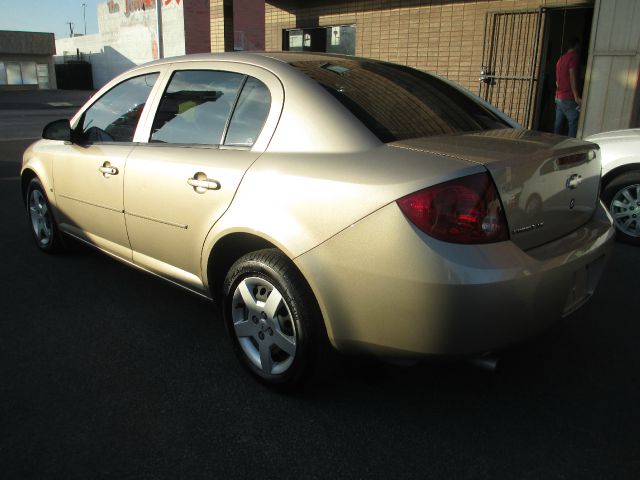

{"left": 602, "top": 171, "right": 640, "bottom": 245}
{"left": 222, "top": 248, "right": 332, "bottom": 387}
{"left": 26, "top": 178, "right": 63, "bottom": 253}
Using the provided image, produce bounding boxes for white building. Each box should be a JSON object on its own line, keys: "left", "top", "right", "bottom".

{"left": 56, "top": 0, "right": 210, "bottom": 88}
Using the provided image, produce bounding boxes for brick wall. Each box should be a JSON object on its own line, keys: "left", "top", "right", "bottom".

{"left": 234, "top": 0, "right": 265, "bottom": 50}
{"left": 184, "top": 0, "right": 211, "bottom": 54}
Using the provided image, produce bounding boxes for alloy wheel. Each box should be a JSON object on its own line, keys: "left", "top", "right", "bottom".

{"left": 29, "top": 189, "right": 53, "bottom": 247}
{"left": 231, "top": 276, "right": 297, "bottom": 375}
{"left": 610, "top": 183, "right": 640, "bottom": 238}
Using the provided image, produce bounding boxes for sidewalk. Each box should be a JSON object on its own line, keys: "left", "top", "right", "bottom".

{"left": 0, "top": 89, "right": 94, "bottom": 110}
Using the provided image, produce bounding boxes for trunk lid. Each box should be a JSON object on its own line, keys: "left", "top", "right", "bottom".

{"left": 390, "top": 129, "right": 601, "bottom": 250}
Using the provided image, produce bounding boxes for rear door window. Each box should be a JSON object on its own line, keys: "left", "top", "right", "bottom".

{"left": 150, "top": 70, "right": 245, "bottom": 145}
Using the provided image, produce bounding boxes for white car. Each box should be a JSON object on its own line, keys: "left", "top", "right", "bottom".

{"left": 586, "top": 129, "right": 640, "bottom": 244}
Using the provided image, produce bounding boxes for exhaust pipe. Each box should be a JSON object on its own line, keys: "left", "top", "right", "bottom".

{"left": 469, "top": 354, "right": 499, "bottom": 372}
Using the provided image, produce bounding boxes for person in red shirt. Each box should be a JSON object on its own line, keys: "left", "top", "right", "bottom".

{"left": 554, "top": 37, "right": 582, "bottom": 137}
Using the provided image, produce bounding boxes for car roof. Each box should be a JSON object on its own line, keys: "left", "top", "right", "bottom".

{"left": 134, "top": 51, "right": 370, "bottom": 75}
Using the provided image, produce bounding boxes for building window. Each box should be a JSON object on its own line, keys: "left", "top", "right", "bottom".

{"left": 21, "top": 62, "right": 38, "bottom": 85}
{"left": 284, "top": 25, "right": 356, "bottom": 55}
{"left": 287, "top": 29, "right": 303, "bottom": 51}
{"left": 6, "top": 62, "right": 22, "bottom": 84}
{"left": 36, "top": 64, "right": 50, "bottom": 89}
{"left": 327, "top": 26, "right": 355, "bottom": 55}
{"left": 1, "top": 61, "right": 40, "bottom": 86}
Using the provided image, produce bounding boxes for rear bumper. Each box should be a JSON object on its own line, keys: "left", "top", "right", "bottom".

{"left": 294, "top": 201, "right": 615, "bottom": 357}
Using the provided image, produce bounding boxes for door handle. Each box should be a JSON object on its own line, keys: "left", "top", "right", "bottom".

{"left": 98, "top": 161, "right": 118, "bottom": 177}
{"left": 188, "top": 173, "right": 221, "bottom": 193}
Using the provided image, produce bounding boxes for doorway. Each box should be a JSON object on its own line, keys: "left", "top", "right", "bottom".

{"left": 479, "top": 5, "right": 593, "bottom": 132}
{"left": 534, "top": 7, "right": 593, "bottom": 133}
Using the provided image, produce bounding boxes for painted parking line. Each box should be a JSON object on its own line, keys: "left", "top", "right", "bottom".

{"left": 47, "top": 102, "right": 74, "bottom": 107}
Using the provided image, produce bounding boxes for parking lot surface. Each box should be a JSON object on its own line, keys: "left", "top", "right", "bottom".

{"left": 1, "top": 92, "right": 638, "bottom": 479}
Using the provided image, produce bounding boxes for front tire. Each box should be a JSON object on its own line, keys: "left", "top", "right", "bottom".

{"left": 602, "top": 171, "right": 640, "bottom": 245}
{"left": 26, "top": 178, "right": 63, "bottom": 253}
{"left": 223, "top": 249, "right": 328, "bottom": 387}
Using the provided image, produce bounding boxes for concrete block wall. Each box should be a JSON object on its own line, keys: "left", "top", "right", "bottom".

{"left": 265, "top": 0, "right": 588, "bottom": 96}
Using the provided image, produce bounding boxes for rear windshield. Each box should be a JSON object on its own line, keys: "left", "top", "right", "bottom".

{"left": 289, "top": 59, "right": 510, "bottom": 142}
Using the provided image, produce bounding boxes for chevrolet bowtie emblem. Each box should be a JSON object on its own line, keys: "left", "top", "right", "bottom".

{"left": 566, "top": 174, "right": 582, "bottom": 190}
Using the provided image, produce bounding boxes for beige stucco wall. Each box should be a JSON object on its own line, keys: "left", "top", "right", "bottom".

{"left": 56, "top": 0, "right": 186, "bottom": 87}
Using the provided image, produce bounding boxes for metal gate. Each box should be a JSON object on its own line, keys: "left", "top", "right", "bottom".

{"left": 479, "top": 9, "right": 546, "bottom": 128}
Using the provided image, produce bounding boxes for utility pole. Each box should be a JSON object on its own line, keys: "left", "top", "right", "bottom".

{"left": 82, "top": 3, "right": 87, "bottom": 35}
{"left": 66, "top": 21, "right": 74, "bottom": 37}
{"left": 155, "top": 0, "right": 164, "bottom": 59}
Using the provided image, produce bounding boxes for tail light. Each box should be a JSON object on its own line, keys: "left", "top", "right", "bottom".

{"left": 397, "top": 172, "right": 509, "bottom": 244}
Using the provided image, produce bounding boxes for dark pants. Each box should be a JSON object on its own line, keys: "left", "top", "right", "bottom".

{"left": 554, "top": 99, "right": 579, "bottom": 137}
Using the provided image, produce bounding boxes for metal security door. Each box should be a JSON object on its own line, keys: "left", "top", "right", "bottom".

{"left": 479, "top": 9, "right": 546, "bottom": 128}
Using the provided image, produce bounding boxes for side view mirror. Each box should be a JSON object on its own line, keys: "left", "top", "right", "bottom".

{"left": 42, "top": 119, "right": 72, "bottom": 142}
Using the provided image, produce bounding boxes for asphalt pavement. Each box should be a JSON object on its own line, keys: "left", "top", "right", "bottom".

{"left": 0, "top": 89, "right": 90, "bottom": 176}
{"left": 1, "top": 91, "right": 639, "bottom": 480}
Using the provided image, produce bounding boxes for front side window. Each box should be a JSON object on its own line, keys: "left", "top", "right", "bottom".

{"left": 150, "top": 70, "right": 245, "bottom": 145}
{"left": 78, "top": 73, "right": 159, "bottom": 143}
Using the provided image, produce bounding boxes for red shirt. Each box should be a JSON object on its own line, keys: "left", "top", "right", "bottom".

{"left": 556, "top": 49, "right": 579, "bottom": 100}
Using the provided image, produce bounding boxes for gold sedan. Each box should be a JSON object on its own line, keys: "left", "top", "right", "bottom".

{"left": 22, "top": 53, "right": 614, "bottom": 386}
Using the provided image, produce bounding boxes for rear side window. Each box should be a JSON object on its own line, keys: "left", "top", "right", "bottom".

{"left": 224, "top": 77, "right": 271, "bottom": 147}
{"left": 150, "top": 70, "right": 244, "bottom": 145}
{"left": 290, "top": 59, "right": 510, "bottom": 142}
{"left": 79, "top": 73, "right": 158, "bottom": 143}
